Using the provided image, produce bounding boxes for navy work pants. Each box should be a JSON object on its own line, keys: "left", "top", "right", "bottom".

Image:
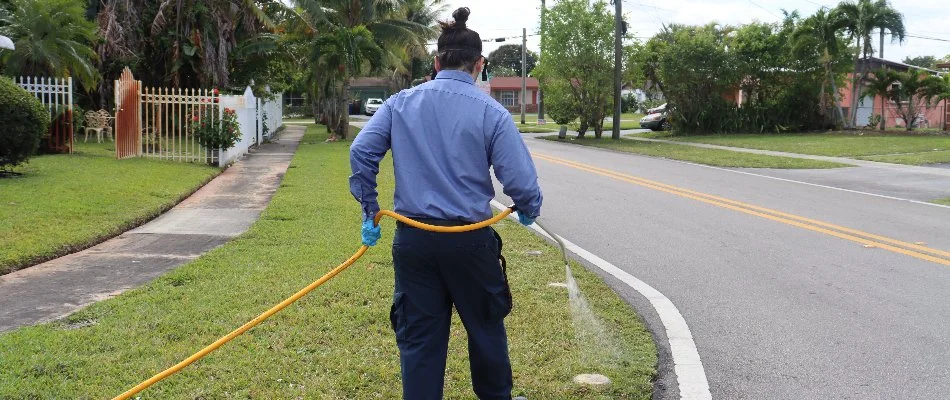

{"left": 390, "top": 221, "right": 513, "bottom": 400}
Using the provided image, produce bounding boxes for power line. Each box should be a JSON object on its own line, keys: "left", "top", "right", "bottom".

{"left": 424, "top": 34, "right": 540, "bottom": 46}
{"left": 906, "top": 34, "right": 950, "bottom": 44}
{"left": 748, "top": 0, "right": 781, "bottom": 19}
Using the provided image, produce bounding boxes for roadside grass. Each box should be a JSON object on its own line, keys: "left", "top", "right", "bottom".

{"left": 0, "top": 125, "right": 656, "bottom": 398}
{"left": 540, "top": 135, "right": 850, "bottom": 169}
{"left": 643, "top": 132, "right": 950, "bottom": 164}
{"left": 0, "top": 140, "right": 220, "bottom": 275}
{"left": 857, "top": 150, "right": 950, "bottom": 165}
{"left": 517, "top": 125, "right": 559, "bottom": 133}
{"left": 934, "top": 198, "right": 950, "bottom": 206}
{"left": 514, "top": 113, "right": 643, "bottom": 131}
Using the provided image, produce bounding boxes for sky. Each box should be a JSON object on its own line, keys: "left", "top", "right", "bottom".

{"left": 436, "top": 0, "right": 950, "bottom": 63}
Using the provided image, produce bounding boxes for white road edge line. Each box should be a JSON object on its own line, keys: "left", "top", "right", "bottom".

{"left": 490, "top": 200, "right": 712, "bottom": 400}
{"left": 667, "top": 158, "right": 950, "bottom": 210}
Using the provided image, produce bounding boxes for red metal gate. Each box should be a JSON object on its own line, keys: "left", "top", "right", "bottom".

{"left": 114, "top": 67, "right": 141, "bottom": 159}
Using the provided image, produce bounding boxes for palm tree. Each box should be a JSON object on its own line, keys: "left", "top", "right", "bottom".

{"left": 395, "top": 0, "right": 445, "bottom": 87}
{"left": 0, "top": 0, "right": 99, "bottom": 90}
{"left": 96, "top": 0, "right": 272, "bottom": 87}
{"left": 316, "top": 25, "right": 385, "bottom": 140}
{"left": 792, "top": 8, "right": 848, "bottom": 126}
{"left": 861, "top": 69, "right": 893, "bottom": 129}
{"left": 833, "top": 0, "right": 905, "bottom": 128}
{"left": 863, "top": 69, "right": 943, "bottom": 131}
{"left": 291, "top": 0, "right": 431, "bottom": 140}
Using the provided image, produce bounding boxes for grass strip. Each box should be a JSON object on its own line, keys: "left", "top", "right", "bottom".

{"left": 644, "top": 132, "right": 950, "bottom": 158}
{"left": 0, "top": 125, "right": 656, "bottom": 398}
{"left": 518, "top": 125, "right": 559, "bottom": 133}
{"left": 857, "top": 150, "right": 950, "bottom": 166}
{"left": 0, "top": 141, "right": 220, "bottom": 274}
{"left": 541, "top": 135, "right": 849, "bottom": 169}
{"left": 933, "top": 198, "right": 950, "bottom": 206}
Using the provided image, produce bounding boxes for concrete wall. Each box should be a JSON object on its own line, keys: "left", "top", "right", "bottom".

{"left": 217, "top": 87, "right": 284, "bottom": 167}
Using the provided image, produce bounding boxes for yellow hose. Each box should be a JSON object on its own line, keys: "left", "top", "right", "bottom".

{"left": 113, "top": 207, "right": 515, "bottom": 400}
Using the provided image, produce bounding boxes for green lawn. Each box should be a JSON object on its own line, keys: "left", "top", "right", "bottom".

{"left": 0, "top": 125, "right": 656, "bottom": 398}
{"left": 541, "top": 136, "right": 850, "bottom": 169}
{"left": 857, "top": 150, "right": 950, "bottom": 165}
{"left": 517, "top": 125, "right": 559, "bottom": 133}
{"left": 514, "top": 113, "right": 644, "bottom": 131}
{"left": 645, "top": 132, "right": 950, "bottom": 165}
{"left": 0, "top": 141, "right": 220, "bottom": 275}
{"left": 934, "top": 198, "right": 950, "bottom": 206}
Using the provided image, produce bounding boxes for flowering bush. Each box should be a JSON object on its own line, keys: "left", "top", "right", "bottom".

{"left": 191, "top": 107, "right": 241, "bottom": 149}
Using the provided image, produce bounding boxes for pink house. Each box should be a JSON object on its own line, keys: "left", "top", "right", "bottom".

{"left": 489, "top": 77, "right": 539, "bottom": 113}
{"left": 840, "top": 57, "right": 948, "bottom": 130}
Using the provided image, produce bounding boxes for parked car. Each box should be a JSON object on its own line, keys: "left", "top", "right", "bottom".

{"left": 646, "top": 103, "right": 667, "bottom": 115}
{"left": 365, "top": 98, "right": 384, "bottom": 115}
{"left": 640, "top": 103, "right": 670, "bottom": 131}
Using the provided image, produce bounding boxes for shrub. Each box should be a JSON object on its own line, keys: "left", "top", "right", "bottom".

{"left": 191, "top": 107, "right": 241, "bottom": 149}
{"left": 546, "top": 94, "right": 580, "bottom": 126}
{"left": 621, "top": 93, "right": 639, "bottom": 113}
{"left": 0, "top": 77, "right": 50, "bottom": 170}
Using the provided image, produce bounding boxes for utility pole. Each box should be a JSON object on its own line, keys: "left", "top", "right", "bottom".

{"left": 537, "top": 0, "right": 546, "bottom": 124}
{"left": 612, "top": 0, "right": 622, "bottom": 140}
{"left": 521, "top": 27, "right": 527, "bottom": 126}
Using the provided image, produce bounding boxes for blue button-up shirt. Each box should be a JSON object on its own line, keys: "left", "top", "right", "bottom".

{"left": 349, "top": 69, "right": 543, "bottom": 223}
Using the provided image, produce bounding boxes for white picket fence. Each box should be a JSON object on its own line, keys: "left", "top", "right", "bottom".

{"left": 259, "top": 91, "right": 283, "bottom": 140}
{"left": 113, "top": 67, "right": 282, "bottom": 166}
{"left": 14, "top": 76, "right": 74, "bottom": 153}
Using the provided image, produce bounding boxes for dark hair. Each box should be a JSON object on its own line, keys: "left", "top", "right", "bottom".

{"left": 437, "top": 7, "right": 483, "bottom": 72}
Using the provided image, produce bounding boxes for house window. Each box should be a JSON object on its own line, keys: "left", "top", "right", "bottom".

{"left": 499, "top": 91, "right": 518, "bottom": 107}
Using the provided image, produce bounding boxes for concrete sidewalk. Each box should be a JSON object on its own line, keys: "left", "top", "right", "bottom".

{"left": 0, "top": 125, "right": 306, "bottom": 332}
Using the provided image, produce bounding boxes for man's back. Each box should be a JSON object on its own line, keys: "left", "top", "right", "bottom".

{"left": 349, "top": 70, "right": 541, "bottom": 223}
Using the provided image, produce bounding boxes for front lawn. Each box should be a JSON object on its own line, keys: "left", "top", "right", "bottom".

{"left": 645, "top": 132, "right": 950, "bottom": 164}
{"left": 0, "top": 125, "right": 656, "bottom": 398}
{"left": 541, "top": 136, "right": 850, "bottom": 169}
{"left": 514, "top": 113, "right": 643, "bottom": 131}
{"left": 0, "top": 141, "right": 220, "bottom": 274}
{"left": 517, "top": 124, "right": 559, "bottom": 133}
{"left": 857, "top": 150, "right": 950, "bottom": 165}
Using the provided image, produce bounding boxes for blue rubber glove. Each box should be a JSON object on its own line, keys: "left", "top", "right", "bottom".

{"left": 361, "top": 218, "right": 381, "bottom": 246}
{"left": 518, "top": 212, "right": 536, "bottom": 226}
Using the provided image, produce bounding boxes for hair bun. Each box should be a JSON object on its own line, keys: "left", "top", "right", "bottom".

{"left": 452, "top": 7, "right": 470, "bottom": 27}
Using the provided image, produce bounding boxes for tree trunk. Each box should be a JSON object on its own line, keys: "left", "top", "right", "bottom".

{"left": 576, "top": 119, "right": 588, "bottom": 139}
{"left": 829, "top": 75, "right": 846, "bottom": 128}
{"left": 310, "top": 96, "right": 321, "bottom": 124}
{"left": 338, "top": 79, "right": 351, "bottom": 140}
{"left": 880, "top": 96, "right": 886, "bottom": 131}
{"left": 848, "top": 36, "right": 863, "bottom": 129}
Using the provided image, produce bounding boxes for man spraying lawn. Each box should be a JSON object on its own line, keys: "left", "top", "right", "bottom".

{"left": 349, "top": 7, "right": 543, "bottom": 400}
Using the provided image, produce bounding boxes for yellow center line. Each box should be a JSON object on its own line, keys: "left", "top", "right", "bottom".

{"left": 533, "top": 153, "right": 950, "bottom": 266}
{"left": 534, "top": 153, "right": 950, "bottom": 259}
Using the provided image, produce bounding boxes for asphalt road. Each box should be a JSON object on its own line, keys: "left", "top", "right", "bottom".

{"left": 496, "top": 137, "right": 950, "bottom": 399}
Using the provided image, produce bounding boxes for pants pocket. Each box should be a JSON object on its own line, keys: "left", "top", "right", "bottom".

{"left": 390, "top": 292, "right": 405, "bottom": 337}
{"left": 486, "top": 286, "right": 512, "bottom": 322}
